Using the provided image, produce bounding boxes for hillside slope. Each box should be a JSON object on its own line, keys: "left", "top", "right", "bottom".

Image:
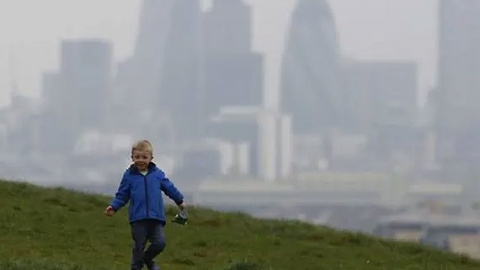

{"left": 0, "top": 179, "right": 479, "bottom": 270}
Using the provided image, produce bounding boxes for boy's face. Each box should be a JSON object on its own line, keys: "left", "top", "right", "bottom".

{"left": 131, "top": 150, "right": 153, "bottom": 171}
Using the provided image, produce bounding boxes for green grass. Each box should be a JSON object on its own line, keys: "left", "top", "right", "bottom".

{"left": 1, "top": 179, "right": 480, "bottom": 270}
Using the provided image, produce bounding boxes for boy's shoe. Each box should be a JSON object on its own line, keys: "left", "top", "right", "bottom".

{"left": 131, "top": 263, "right": 144, "bottom": 270}
{"left": 145, "top": 260, "right": 160, "bottom": 270}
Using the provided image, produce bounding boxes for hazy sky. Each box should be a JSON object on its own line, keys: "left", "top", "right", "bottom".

{"left": 0, "top": 0, "right": 437, "bottom": 108}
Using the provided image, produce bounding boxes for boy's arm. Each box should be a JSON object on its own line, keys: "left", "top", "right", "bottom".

{"left": 160, "top": 175, "right": 184, "bottom": 206}
{"left": 110, "top": 176, "right": 130, "bottom": 211}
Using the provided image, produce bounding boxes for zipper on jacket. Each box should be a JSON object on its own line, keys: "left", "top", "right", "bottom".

{"left": 144, "top": 174, "right": 149, "bottom": 217}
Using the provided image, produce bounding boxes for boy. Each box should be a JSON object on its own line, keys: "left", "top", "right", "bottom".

{"left": 104, "top": 140, "right": 186, "bottom": 270}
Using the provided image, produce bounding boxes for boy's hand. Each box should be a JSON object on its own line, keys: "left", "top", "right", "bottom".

{"left": 104, "top": 206, "right": 115, "bottom": 216}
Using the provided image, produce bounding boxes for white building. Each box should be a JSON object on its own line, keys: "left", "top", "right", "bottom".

{"left": 209, "top": 106, "right": 292, "bottom": 181}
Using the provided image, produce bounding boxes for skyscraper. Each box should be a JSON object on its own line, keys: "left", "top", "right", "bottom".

{"left": 113, "top": 0, "right": 176, "bottom": 134}
{"left": 41, "top": 39, "right": 113, "bottom": 153}
{"left": 117, "top": 0, "right": 176, "bottom": 104}
{"left": 340, "top": 60, "right": 418, "bottom": 161}
{"left": 159, "top": 0, "right": 203, "bottom": 141}
{"left": 134, "top": 0, "right": 176, "bottom": 60}
{"left": 340, "top": 60, "right": 418, "bottom": 133}
{"left": 60, "top": 40, "right": 113, "bottom": 130}
{"left": 436, "top": 0, "right": 480, "bottom": 165}
{"left": 202, "top": 0, "right": 264, "bottom": 121}
{"left": 280, "top": 0, "right": 341, "bottom": 135}
{"left": 113, "top": 0, "right": 202, "bottom": 144}
{"left": 203, "top": 0, "right": 252, "bottom": 55}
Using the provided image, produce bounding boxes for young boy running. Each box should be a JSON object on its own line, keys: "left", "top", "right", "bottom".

{"left": 105, "top": 140, "right": 186, "bottom": 270}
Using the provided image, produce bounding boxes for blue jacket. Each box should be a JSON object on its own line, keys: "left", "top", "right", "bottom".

{"left": 110, "top": 162, "right": 184, "bottom": 225}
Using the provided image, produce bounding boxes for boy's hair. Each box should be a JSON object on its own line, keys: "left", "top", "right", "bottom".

{"left": 131, "top": 140, "right": 153, "bottom": 155}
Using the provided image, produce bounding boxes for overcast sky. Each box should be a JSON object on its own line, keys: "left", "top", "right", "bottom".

{"left": 0, "top": 0, "right": 438, "bottom": 108}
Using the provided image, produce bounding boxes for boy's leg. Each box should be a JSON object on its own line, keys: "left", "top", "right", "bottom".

{"left": 131, "top": 221, "right": 149, "bottom": 270}
{"left": 143, "top": 221, "right": 166, "bottom": 269}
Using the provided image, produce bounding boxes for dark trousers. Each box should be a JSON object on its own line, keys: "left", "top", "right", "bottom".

{"left": 130, "top": 219, "right": 166, "bottom": 269}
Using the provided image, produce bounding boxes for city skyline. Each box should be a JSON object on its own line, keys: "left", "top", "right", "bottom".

{"left": 0, "top": 0, "right": 438, "bottom": 109}
{"left": 1, "top": 0, "right": 480, "bottom": 247}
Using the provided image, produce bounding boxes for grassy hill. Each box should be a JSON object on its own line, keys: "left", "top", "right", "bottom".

{"left": 1, "top": 179, "right": 480, "bottom": 270}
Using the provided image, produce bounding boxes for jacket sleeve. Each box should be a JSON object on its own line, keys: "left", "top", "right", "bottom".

{"left": 110, "top": 175, "right": 130, "bottom": 211}
{"left": 160, "top": 173, "right": 184, "bottom": 205}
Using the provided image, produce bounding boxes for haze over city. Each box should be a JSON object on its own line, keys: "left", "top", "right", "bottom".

{"left": 1, "top": 0, "right": 479, "bottom": 258}
{"left": 0, "top": 0, "right": 437, "bottom": 108}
